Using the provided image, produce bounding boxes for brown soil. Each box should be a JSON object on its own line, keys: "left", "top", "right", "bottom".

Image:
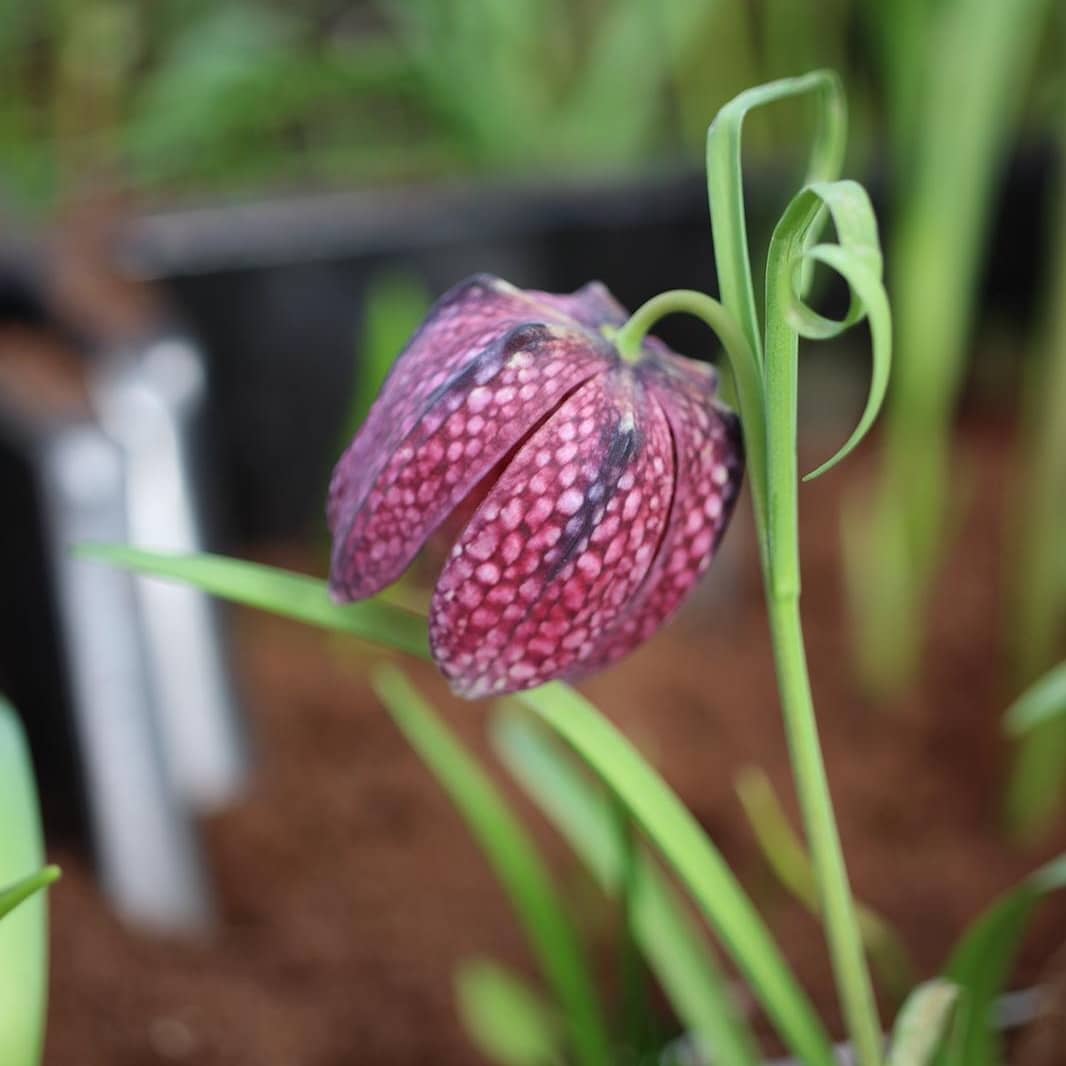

{"left": 44, "top": 419, "right": 1066, "bottom": 1065}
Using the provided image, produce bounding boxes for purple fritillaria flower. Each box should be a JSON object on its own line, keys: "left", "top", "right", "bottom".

{"left": 328, "top": 274, "right": 743, "bottom": 698}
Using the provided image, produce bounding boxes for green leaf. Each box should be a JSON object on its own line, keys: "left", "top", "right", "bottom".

{"left": 0, "top": 869, "right": 61, "bottom": 925}
{"left": 371, "top": 668, "right": 610, "bottom": 1066}
{"left": 75, "top": 545, "right": 430, "bottom": 660}
{"left": 454, "top": 958, "right": 563, "bottom": 1066}
{"left": 736, "top": 766, "right": 915, "bottom": 1004}
{"left": 1003, "top": 661, "right": 1066, "bottom": 736}
{"left": 936, "top": 856, "right": 1066, "bottom": 1066}
{"left": 840, "top": 485, "right": 924, "bottom": 697}
{"left": 887, "top": 979, "right": 957, "bottom": 1066}
{"left": 764, "top": 179, "right": 892, "bottom": 486}
{"left": 853, "top": 0, "right": 1054, "bottom": 703}
{"left": 494, "top": 709, "right": 760, "bottom": 1066}
{"left": 0, "top": 697, "right": 54, "bottom": 1066}
{"left": 706, "top": 68, "right": 847, "bottom": 363}
{"left": 515, "top": 684, "right": 835, "bottom": 1066}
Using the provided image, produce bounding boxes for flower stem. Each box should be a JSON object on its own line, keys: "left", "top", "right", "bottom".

{"left": 618, "top": 288, "right": 883, "bottom": 1065}
{"left": 613, "top": 290, "right": 770, "bottom": 570}
{"left": 764, "top": 251, "right": 883, "bottom": 1063}
{"left": 766, "top": 592, "right": 884, "bottom": 1066}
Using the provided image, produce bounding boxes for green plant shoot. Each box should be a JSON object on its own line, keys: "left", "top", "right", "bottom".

{"left": 0, "top": 697, "right": 59, "bottom": 1066}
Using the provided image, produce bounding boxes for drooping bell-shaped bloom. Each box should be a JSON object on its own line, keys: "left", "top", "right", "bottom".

{"left": 328, "top": 274, "right": 743, "bottom": 698}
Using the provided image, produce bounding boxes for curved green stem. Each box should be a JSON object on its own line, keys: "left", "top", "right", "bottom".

{"left": 705, "top": 69, "right": 847, "bottom": 364}
{"left": 613, "top": 289, "right": 770, "bottom": 572}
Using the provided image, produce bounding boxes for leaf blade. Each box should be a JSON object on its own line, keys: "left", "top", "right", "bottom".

{"left": 937, "top": 856, "right": 1066, "bottom": 1066}
{"left": 75, "top": 545, "right": 430, "bottom": 659}
{"left": 494, "top": 708, "right": 761, "bottom": 1066}
{"left": 887, "top": 979, "right": 957, "bottom": 1066}
{"left": 763, "top": 179, "right": 892, "bottom": 487}
{"left": 515, "top": 683, "right": 835, "bottom": 1066}
{"left": 454, "top": 958, "right": 563, "bottom": 1066}
{"left": 0, "top": 869, "right": 61, "bottom": 924}
{"left": 0, "top": 698, "right": 54, "bottom": 1066}
{"left": 372, "top": 668, "right": 610, "bottom": 1066}
{"left": 1003, "top": 661, "right": 1066, "bottom": 736}
{"left": 736, "top": 765, "right": 915, "bottom": 1004}
{"left": 706, "top": 68, "right": 847, "bottom": 363}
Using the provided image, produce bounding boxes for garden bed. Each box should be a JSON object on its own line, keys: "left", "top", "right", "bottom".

{"left": 45, "top": 415, "right": 1066, "bottom": 1065}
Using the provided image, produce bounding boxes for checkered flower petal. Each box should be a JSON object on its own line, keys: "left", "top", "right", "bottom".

{"left": 580, "top": 354, "right": 744, "bottom": 673}
{"left": 328, "top": 275, "right": 744, "bottom": 697}
{"left": 328, "top": 278, "right": 616, "bottom": 599}
{"left": 429, "top": 370, "right": 674, "bottom": 698}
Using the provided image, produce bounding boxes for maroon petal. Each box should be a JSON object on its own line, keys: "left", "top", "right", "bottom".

{"left": 329, "top": 313, "right": 616, "bottom": 600}
{"left": 429, "top": 369, "right": 674, "bottom": 698}
{"left": 580, "top": 350, "right": 743, "bottom": 671}
{"left": 330, "top": 275, "right": 578, "bottom": 534}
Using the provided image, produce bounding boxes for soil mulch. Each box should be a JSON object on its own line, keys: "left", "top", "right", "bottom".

{"left": 44, "top": 419, "right": 1066, "bottom": 1065}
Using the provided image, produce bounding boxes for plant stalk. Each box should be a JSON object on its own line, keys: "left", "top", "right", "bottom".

{"left": 618, "top": 286, "right": 883, "bottom": 1065}
{"left": 766, "top": 592, "right": 883, "bottom": 1066}
{"left": 613, "top": 288, "right": 770, "bottom": 570}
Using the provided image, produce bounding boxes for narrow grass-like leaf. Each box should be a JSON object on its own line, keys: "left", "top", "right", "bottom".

{"left": 850, "top": 0, "right": 1054, "bottom": 702}
{"left": 706, "top": 68, "right": 847, "bottom": 363}
{"left": 372, "top": 668, "right": 610, "bottom": 1066}
{"left": 1003, "top": 661, "right": 1066, "bottom": 736}
{"left": 1005, "top": 109, "right": 1066, "bottom": 837}
{"left": 454, "top": 958, "right": 563, "bottom": 1066}
{"left": 764, "top": 179, "right": 891, "bottom": 489}
{"left": 737, "top": 767, "right": 915, "bottom": 1004}
{"left": 0, "top": 698, "right": 54, "bottom": 1066}
{"left": 75, "top": 545, "right": 429, "bottom": 659}
{"left": 887, "top": 980, "right": 957, "bottom": 1066}
{"left": 516, "top": 683, "right": 835, "bottom": 1066}
{"left": 494, "top": 709, "right": 760, "bottom": 1066}
{"left": 612, "top": 798, "right": 656, "bottom": 1058}
{"left": 840, "top": 486, "right": 923, "bottom": 696}
{"left": 0, "top": 869, "right": 61, "bottom": 924}
{"left": 935, "top": 856, "right": 1066, "bottom": 1066}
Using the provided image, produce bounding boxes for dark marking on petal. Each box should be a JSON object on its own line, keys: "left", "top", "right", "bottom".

{"left": 548, "top": 417, "right": 641, "bottom": 581}
{"left": 430, "top": 370, "right": 674, "bottom": 698}
{"left": 580, "top": 344, "right": 743, "bottom": 673}
{"left": 329, "top": 320, "right": 612, "bottom": 601}
{"left": 421, "top": 322, "right": 551, "bottom": 412}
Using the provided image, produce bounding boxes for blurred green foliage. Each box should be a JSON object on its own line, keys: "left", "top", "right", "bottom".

{"left": 0, "top": 698, "right": 57, "bottom": 1066}
{"left": 843, "top": 0, "right": 1059, "bottom": 700}
{"left": 0, "top": 0, "right": 743, "bottom": 213}
{"left": 10, "top": 0, "right": 1052, "bottom": 216}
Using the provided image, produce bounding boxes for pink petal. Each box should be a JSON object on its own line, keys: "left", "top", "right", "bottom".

{"left": 429, "top": 370, "right": 674, "bottom": 698}
{"left": 329, "top": 318, "right": 615, "bottom": 600}
{"left": 329, "top": 275, "right": 579, "bottom": 535}
{"left": 580, "top": 350, "right": 743, "bottom": 671}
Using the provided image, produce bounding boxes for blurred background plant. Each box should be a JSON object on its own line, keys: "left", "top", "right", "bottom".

{"left": 1003, "top": 90, "right": 1066, "bottom": 839}
{"left": 0, "top": 0, "right": 756, "bottom": 215}
{"left": 0, "top": 697, "right": 59, "bottom": 1066}
{"left": 840, "top": 0, "right": 1059, "bottom": 697}
{"left": 0, "top": 0, "right": 913, "bottom": 216}
{"left": 842, "top": 0, "right": 1055, "bottom": 699}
